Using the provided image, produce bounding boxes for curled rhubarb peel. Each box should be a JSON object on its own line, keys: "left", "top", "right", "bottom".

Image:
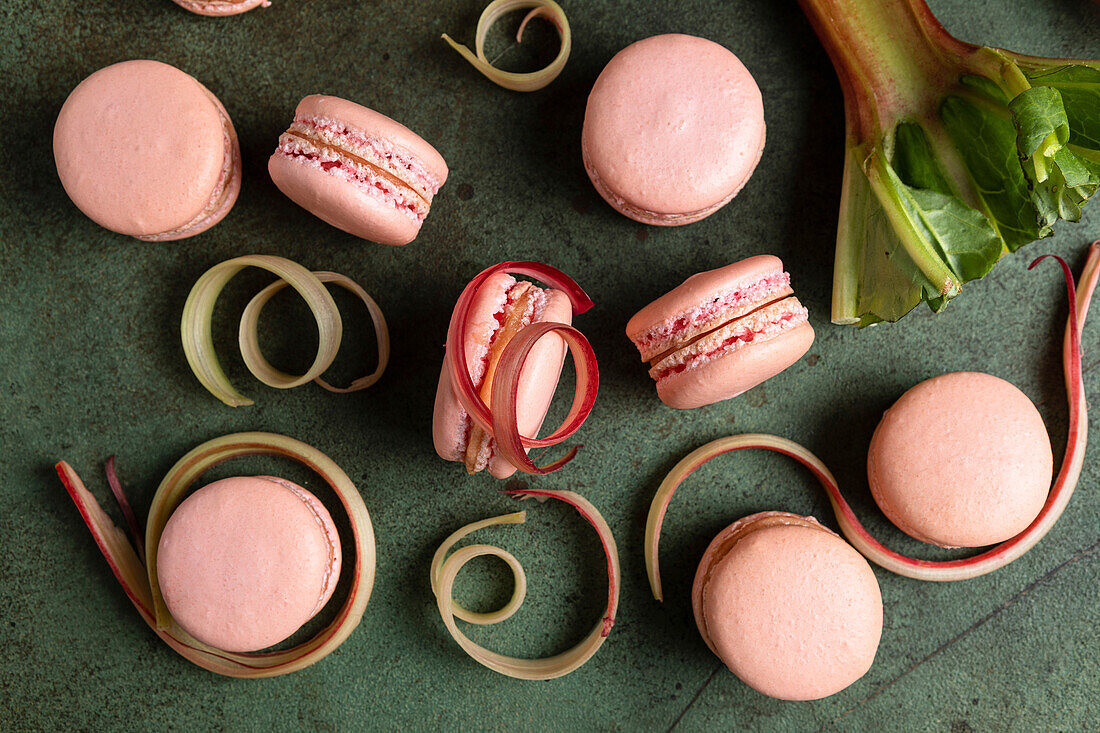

{"left": 445, "top": 261, "right": 598, "bottom": 474}
{"left": 490, "top": 321, "right": 599, "bottom": 474}
{"left": 442, "top": 0, "right": 571, "bottom": 92}
{"left": 799, "top": 0, "right": 1100, "bottom": 325}
{"left": 647, "top": 243, "right": 1098, "bottom": 589}
{"left": 430, "top": 489, "right": 620, "bottom": 679}
{"left": 57, "top": 432, "right": 376, "bottom": 677}
{"left": 241, "top": 271, "right": 390, "bottom": 394}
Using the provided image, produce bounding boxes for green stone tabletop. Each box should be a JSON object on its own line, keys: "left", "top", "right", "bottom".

{"left": 2, "top": 0, "right": 1098, "bottom": 730}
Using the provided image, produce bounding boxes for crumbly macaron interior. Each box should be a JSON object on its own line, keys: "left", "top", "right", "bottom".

{"left": 457, "top": 281, "right": 548, "bottom": 474}
{"left": 276, "top": 116, "right": 442, "bottom": 222}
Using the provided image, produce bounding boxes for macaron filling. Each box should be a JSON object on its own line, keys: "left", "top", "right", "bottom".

{"left": 275, "top": 116, "right": 442, "bottom": 223}
{"left": 455, "top": 281, "right": 549, "bottom": 473}
{"left": 631, "top": 269, "right": 792, "bottom": 361}
{"left": 141, "top": 97, "right": 240, "bottom": 241}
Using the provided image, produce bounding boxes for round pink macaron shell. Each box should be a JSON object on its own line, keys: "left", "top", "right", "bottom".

{"left": 53, "top": 60, "right": 232, "bottom": 239}
{"left": 156, "top": 476, "right": 342, "bottom": 653}
{"left": 692, "top": 514, "right": 883, "bottom": 701}
{"left": 656, "top": 321, "right": 814, "bottom": 409}
{"left": 625, "top": 255, "right": 789, "bottom": 342}
{"left": 867, "top": 371, "right": 1053, "bottom": 548}
{"left": 268, "top": 95, "right": 447, "bottom": 246}
{"left": 172, "top": 0, "right": 269, "bottom": 15}
{"left": 432, "top": 274, "right": 572, "bottom": 479}
{"left": 582, "top": 34, "right": 765, "bottom": 222}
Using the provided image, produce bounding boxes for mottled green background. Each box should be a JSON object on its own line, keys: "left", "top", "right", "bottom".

{"left": 2, "top": 0, "right": 1098, "bottom": 730}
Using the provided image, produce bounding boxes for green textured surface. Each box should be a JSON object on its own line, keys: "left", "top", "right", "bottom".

{"left": 2, "top": 0, "right": 1099, "bottom": 730}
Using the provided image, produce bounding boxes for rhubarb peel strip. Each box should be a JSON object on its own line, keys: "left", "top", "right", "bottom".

{"left": 58, "top": 432, "right": 375, "bottom": 677}
{"left": 430, "top": 490, "right": 619, "bottom": 679}
{"left": 241, "top": 271, "right": 390, "bottom": 393}
{"left": 442, "top": 0, "right": 571, "bottom": 92}
{"left": 647, "top": 243, "right": 1098, "bottom": 587}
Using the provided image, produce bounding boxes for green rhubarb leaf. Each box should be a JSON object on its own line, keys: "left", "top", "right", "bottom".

{"left": 1025, "top": 65, "right": 1100, "bottom": 149}
{"left": 1010, "top": 85, "right": 1099, "bottom": 226}
{"left": 939, "top": 94, "right": 1048, "bottom": 249}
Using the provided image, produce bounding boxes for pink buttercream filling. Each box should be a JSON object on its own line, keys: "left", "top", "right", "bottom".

{"left": 277, "top": 146, "right": 425, "bottom": 222}
{"left": 633, "top": 271, "right": 791, "bottom": 357}
{"left": 297, "top": 116, "right": 441, "bottom": 199}
{"left": 652, "top": 304, "right": 808, "bottom": 382}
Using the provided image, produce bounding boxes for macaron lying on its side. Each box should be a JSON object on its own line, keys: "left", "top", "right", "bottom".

{"left": 582, "top": 34, "right": 765, "bottom": 225}
{"left": 53, "top": 60, "right": 242, "bottom": 241}
{"left": 156, "top": 475, "right": 342, "bottom": 652}
{"left": 269, "top": 95, "right": 448, "bottom": 245}
{"left": 868, "top": 371, "right": 1053, "bottom": 548}
{"left": 693, "top": 511, "right": 883, "bottom": 701}
{"left": 626, "top": 255, "right": 814, "bottom": 409}
{"left": 432, "top": 272, "right": 571, "bottom": 478}
{"left": 171, "top": 0, "right": 270, "bottom": 15}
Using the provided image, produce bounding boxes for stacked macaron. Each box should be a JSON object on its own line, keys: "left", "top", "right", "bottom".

{"left": 171, "top": 0, "right": 270, "bottom": 15}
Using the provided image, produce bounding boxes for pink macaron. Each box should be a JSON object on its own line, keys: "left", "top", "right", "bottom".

{"left": 156, "top": 475, "right": 342, "bottom": 652}
{"left": 868, "top": 372, "right": 1053, "bottom": 548}
{"left": 693, "top": 511, "right": 883, "bottom": 701}
{"left": 432, "top": 272, "right": 571, "bottom": 478}
{"left": 53, "top": 60, "right": 241, "bottom": 241}
{"left": 171, "top": 0, "right": 270, "bottom": 15}
{"left": 626, "top": 255, "right": 814, "bottom": 409}
{"left": 582, "top": 34, "right": 765, "bottom": 225}
{"left": 269, "top": 95, "right": 448, "bottom": 245}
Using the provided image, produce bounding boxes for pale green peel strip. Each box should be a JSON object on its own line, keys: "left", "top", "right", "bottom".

{"left": 61, "top": 432, "right": 376, "bottom": 678}
{"left": 442, "top": 0, "right": 571, "bottom": 92}
{"left": 240, "top": 271, "right": 391, "bottom": 394}
{"left": 430, "top": 490, "right": 620, "bottom": 680}
{"left": 181, "top": 255, "right": 342, "bottom": 406}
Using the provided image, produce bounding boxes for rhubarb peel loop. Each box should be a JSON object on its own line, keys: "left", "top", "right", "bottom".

{"left": 445, "top": 261, "right": 597, "bottom": 474}
{"left": 58, "top": 432, "right": 376, "bottom": 677}
{"left": 647, "top": 243, "right": 1098, "bottom": 587}
{"left": 442, "top": 0, "right": 570, "bottom": 92}
{"left": 430, "top": 490, "right": 620, "bottom": 679}
{"left": 181, "top": 255, "right": 388, "bottom": 406}
{"left": 241, "top": 271, "right": 390, "bottom": 393}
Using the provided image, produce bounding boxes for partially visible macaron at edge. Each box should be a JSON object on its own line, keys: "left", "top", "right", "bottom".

{"left": 582, "top": 34, "right": 765, "bottom": 226}
{"left": 868, "top": 371, "right": 1053, "bottom": 548}
{"left": 156, "top": 475, "right": 342, "bottom": 653}
{"left": 269, "top": 95, "right": 448, "bottom": 245}
{"left": 171, "top": 0, "right": 270, "bottom": 16}
{"left": 692, "top": 511, "right": 883, "bottom": 701}
{"left": 626, "top": 255, "right": 814, "bottom": 409}
{"left": 432, "top": 272, "right": 571, "bottom": 479}
{"left": 53, "top": 60, "right": 241, "bottom": 241}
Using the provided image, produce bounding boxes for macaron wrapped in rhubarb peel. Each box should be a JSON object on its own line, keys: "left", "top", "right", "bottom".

{"left": 692, "top": 511, "right": 883, "bottom": 701}
{"left": 868, "top": 371, "right": 1053, "bottom": 548}
{"left": 626, "top": 255, "right": 814, "bottom": 409}
{"left": 433, "top": 273, "right": 572, "bottom": 478}
{"left": 53, "top": 60, "right": 241, "bottom": 241}
{"left": 156, "top": 475, "right": 342, "bottom": 653}
{"left": 582, "top": 34, "right": 765, "bottom": 225}
{"left": 269, "top": 95, "right": 448, "bottom": 245}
